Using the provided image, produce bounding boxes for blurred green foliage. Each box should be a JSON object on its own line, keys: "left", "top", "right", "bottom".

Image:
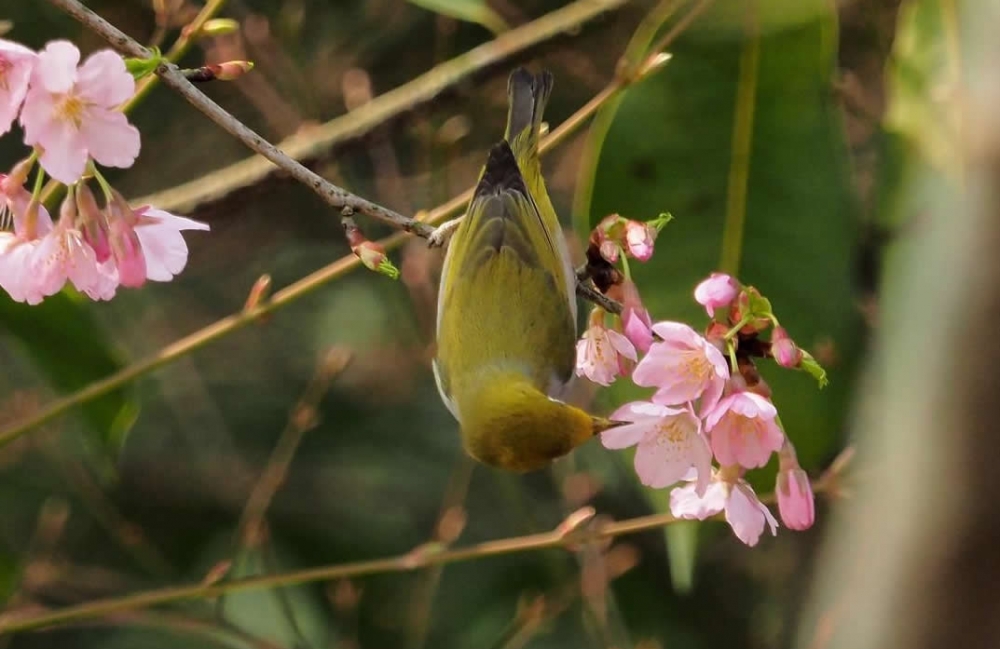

{"left": 408, "top": 0, "right": 511, "bottom": 34}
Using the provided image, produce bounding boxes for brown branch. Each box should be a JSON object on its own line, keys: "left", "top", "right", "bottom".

{"left": 0, "top": 458, "right": 850, "bottom": 636}
{"left": 231, "top": 348, "right": 352, "bottom": 550}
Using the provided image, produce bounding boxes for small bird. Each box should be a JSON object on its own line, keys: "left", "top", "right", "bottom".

{"left": 433, "top": 68, "right": 619, "bottom": 472}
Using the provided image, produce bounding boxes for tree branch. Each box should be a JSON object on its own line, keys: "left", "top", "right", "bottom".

{"left": 0, "top": 464, "right": 847, "bottom": 636}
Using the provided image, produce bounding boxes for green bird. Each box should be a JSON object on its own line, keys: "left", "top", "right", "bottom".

{"left": 433, "top": 68, "right": 619, "bottom": 472}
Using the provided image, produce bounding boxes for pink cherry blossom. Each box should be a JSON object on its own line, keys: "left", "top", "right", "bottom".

{"left": 20, "top": 41, "right": 140, "bottom": 184}
{"left": 704, "top": 391, "right": 784, "bottom": 469}
{"left": 620, "top": 279, "right": 653, "bottom": 353}
{"left": 694, "top": 272, "right": 739, "bottom": 317}
{"left": 670, "top": 476, "right": 778, "bottom": 546}
{"left": 632, "top": 321, "right": 728, "bottom": 412}
{"left": 624, "top": 220, "right": 655, "bottom": 261}
{"left": 602, "top": 401, "right": 712, "bottom": 494}
{"left": 0, "top": 39, "right": 35, "bottom": 136}
{"left": 776, "top": 467, "right": 815, "bottom": 531}
{"left": 575, "top": 322, "right": 637, "bottom": 386}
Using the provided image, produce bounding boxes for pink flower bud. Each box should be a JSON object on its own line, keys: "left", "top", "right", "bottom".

{"left": 109, "top": 219, "right": 146, "bottom": 287}
{"left": 208, "top": 60, "right": 254, "bottom": 81}
{"left": 694, "top": 272, "right": 739, "bottom": 317}
{"left": 76, "top": 184, "right": 111, "bottom": 262}
{"left": 598, "top": 238, "right": 619, "bottom": 264}
{"left": 624, "top": 220, "right": 655, "bottom": 261}
{"left": 770, "top": 326, "right": 803, "bottom": 368}
{"left": 620, "top": 280, "right": 652, "bottom": 352}
{"left": 776, "top": 467, "right": 815, "bottom": 531}
{"left": 58, "top": 188, "right": 77, "bottom": 224}
{"left": 591, "top": 214, "right": 627, "bottom": 263}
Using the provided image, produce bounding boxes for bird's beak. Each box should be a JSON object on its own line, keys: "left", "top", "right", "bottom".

{"left": 591, "top": 416, "right": 629, "bottom": 435}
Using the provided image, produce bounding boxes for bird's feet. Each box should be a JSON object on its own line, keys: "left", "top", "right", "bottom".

{"left": 427, "top": 217, "right": 463, "bottom": 249}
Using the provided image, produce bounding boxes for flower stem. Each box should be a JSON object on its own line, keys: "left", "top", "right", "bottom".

{"left": 718, "top": 0, "right": 760, "bottom": 276}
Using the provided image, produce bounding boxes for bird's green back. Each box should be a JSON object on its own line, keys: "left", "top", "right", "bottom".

{"left": 434, "top": 69, "right": 577, "bottom": 420}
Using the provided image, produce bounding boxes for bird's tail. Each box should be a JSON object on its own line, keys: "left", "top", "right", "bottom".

{"left": 504, "top": 67, "right": 553, "bottom": 159}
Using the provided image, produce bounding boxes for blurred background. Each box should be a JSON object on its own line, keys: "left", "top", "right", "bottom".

{"left": 0, "top": 0, "right": 987, "bottom": 648}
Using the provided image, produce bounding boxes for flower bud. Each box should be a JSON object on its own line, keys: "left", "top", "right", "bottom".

{"left": 727, "top": 287, "right": 771, "bottom": 334}
{"left": 598, "top": 238, "right": 619, "bottom": 264}
{"left": 619, "top": 279, "right": 652, "bottom": 352}
{"left": 624, "top": 219, "right": 655, "bottom": 261}
{"left": 704, "top": 321, "right": 728, "bottom": 343}
{"left": 352, "top": 240, "right": 399, "bottom": 279}
{"left": 6, "top": 156, "right": 34, "bottom": 187}
{"left": 76, "top": 184, "right": 111, "bottom": 262}
{"left": 58, "top": 187, "right": 77, "bottom": 224}
{"left": 207, "top": 60, "right": 254, "bottom": 81}
{"left": 22, "top": 198, "right": 42, "bottom": 239}
{"left": 109, "top": 219, "right": 146, "bottom": 287}
{"left": 776, "top": 467, "right": 815, "bottom": 531}
{"left": 591, "top": 214, "right": 626, "bottom": 264}
{"left": 770, "top": 326, "right": 803, "bottom": 368}
{"left": 243, "top": 274, "right": 272, "bottom": 312}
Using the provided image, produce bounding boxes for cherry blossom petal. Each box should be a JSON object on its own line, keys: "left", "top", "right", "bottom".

{"left": 633, "top": 408, "right": 710, "bottom": 488}
{"left": 726, "top": 483, "right": 778, "bottom": 547}
{"left": 32, "top": 40, "right": 79, "bottom": 93}
{"left": 634, "top": 322, "right": 729, "bottom": 408}
{"left": 34, "top": 118, "right": 88, "bottom": 184}
{"left": 79, "top": 108, "right": 140, "bottom": 169}
{"left": 133, "top": 209, "right": 209, "bottom": 281}
{"left": 0, "top": 39, "right": 35, "bottom": 136}
{"left": 76, "top": 50, "right": 134, "bottom": 105}
{"left": 670, "top": 481, "right": 727, "bottom": 520}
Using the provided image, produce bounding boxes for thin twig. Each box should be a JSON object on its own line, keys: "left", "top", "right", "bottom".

{"left": 404, "top": 457, "right": 475, "bottom": 649}
{"left": 0, "top": 464, "right": 848, "bottom": 636}
{"left": 232, "top": 348, "right": 352, "bottom": 548}
{"left": 46, "top": 0, "right": 435, "bottom": 238}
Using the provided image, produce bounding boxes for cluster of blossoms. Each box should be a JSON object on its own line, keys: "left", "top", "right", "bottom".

{"left": 0, "top": 38, "right": 208, "bottom": 304}
{"left": 576, "top": 215, "right": 826, "bottom": 546}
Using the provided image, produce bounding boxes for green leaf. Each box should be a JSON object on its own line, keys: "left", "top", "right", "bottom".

{"left": 202, "top": 537, "right": 336, "bottom": 648}
{"left": 407, "top": 0, "right": 509, "bottom": 35}
{"left": 575, "top": 0, "right": 862, "bottom": 563}
{"left": 124, "top": 48, "right": 163, "bottom": 80}
{"left": 0, "top": 291, "right": 138, "bottom": 457}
